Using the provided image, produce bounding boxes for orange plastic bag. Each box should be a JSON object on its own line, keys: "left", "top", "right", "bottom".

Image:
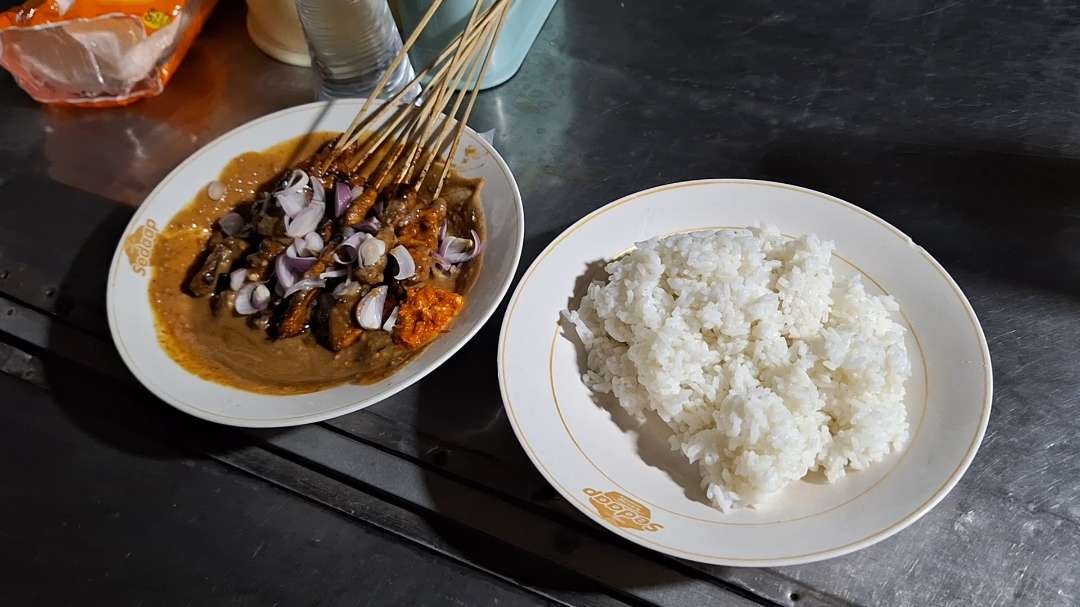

{"left": 0, "top": 0, "right": 217, "bottom": 107}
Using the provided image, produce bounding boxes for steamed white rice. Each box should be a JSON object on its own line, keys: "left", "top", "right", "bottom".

{"left": 566, "top": 226, "right": 910, "bottom": 511}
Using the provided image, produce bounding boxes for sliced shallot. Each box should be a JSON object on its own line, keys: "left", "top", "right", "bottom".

{"left": 311, "top": 176, "right": 326, "bottom": 204}
{"left": 276, "top": 188, "right": 307, "bottom": 217}
{"left": 284, "top": 169, "right": 309, "bottom": 190}
{"left": 439, "top": 235, "right": 474, "bottom": 263}
{"left": 285, "top": 200, "right": 325, "bottom": 237}
{"left": 207, "top": 180, "right": 227, "bottom": 201}
{"left": 470, "top": 229, "right": 484, "bottom": 256}
{"left": 335, "top": 231, "right": 370, "bottom": 264}
{"left": 283, "top": 278, "right": 325, "bottom": 299}
{"left": 389, "top": 245, "right": 415, "bottom": 280}
{"left": 304, "top": 232, "right": 324, "bottom": 254}
{"left": 319, "top": 267, "right": 348, "bottom": 279}
{"left": 275, "top": 169, "right": 311, "bottom": 217}
{"left": 359, "top": 237, "right": 386, "bottom": 267}
{"left": 283, "top": 245, "right": 317, "bottom": 272}
{"left": 355, "top": 286, "right": 388, "bottom": 330}
{"left": 219, "top": 212, "right": 244, "bottom": 236}
{"left": 234, "top": 283, "right": 260, "bottom": 315}
{"left": 435, "top": 229, "right": 483, "bottom": 268}
{"left": 354, "top": 217, "right": 381, "bottom": 234}
{"left": 275, "top": 254, "right": 298, "bottom": 289}
{"left": 251, "top": 284, "right": 271, "bottom": 311}
{"left": 334, "top": 181, "right": 352, "bottom": 218}
{"left": 229, "top": 268, "right": 248, "bottom": 291}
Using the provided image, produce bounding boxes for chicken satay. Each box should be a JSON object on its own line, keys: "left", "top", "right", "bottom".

{"left": 188, "top": 232, "right": 249, "bottom": 297}
{"left": 244, "top": 236, "right": 289, "bottom": 282}
{"left": 210, "top": 289, "right": 236, "bottom": 317}
{"left": 305, "top": 235, "right": 340, "bottom": 278}
{"left": 342, "top": 186, "right": 378, "bottom": 226}
{"left": 320, "top": 286, "right": 368, "bottom": 352}
{"left": 274, "top": 289, "right": 319, "bottom": 338}
{"left": 396, "top": 198, "right": 445, "bottom": 248}
{"left": 377, "top": 184, "right": 419, "bottom": 227}
{"left": 395, "top": 200, "right": 446, "bottom": 283}
{"left": 303, "top": 138, "right": 350, "bottom": 179}
{"left": 319, "top": 218, "right": 334, "bottom": 243}
{"left": 273, "top": 237, "right": 341, "bottom": 339}
{"left": 251, "top": 194, "right": 284, "bottom": 237}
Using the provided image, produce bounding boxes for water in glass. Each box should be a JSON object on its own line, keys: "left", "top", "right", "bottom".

{"left": 295, "top": 0, "right": 419, "bottom": 100}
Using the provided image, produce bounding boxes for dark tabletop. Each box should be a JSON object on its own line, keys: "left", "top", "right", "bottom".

{"left": 2, "top": 1, "right": 1079, "bottom": 606}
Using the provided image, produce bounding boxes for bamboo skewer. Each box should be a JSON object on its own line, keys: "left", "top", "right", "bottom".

{"left": 332, "top": 0, "right": 509, "bottom": 159}
{"left": 410, "top": 23, "right": 492, "bottom": 190}
{"left": 394, "top": 0, "right": 489, "bottom": 185}
{"left": 335, "top": 52, "right": 464, "bottom": 176}
{"left": 366, "top": 29, "right": 489, "bottom": 192}
{"left": 413, "top": 2, "right": 509, "bottom": 184}
{"left": 333, "top": 0, "right": 447, "bottom": 152}
{"left": 432, "top": 0, "right": 510, "bottom": 199}
{"left": 326, "top": 0, "right": 512, "bottom": 205}
{"left": 340, "top": 99, "right": 413, "bottom": 175}
{"left": 331, "top": 7, "right": 499, "bottom": 175}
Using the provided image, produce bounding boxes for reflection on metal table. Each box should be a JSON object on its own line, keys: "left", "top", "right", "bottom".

{"left": 1, "top": 1, "right": 1077, "bottom": 606}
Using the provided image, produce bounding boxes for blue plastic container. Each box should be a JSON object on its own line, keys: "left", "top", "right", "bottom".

{"left": 392, "top": 0, "right": 556, "bottom": 89}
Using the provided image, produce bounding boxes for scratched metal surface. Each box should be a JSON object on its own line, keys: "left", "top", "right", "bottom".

{"left": 2, "top": 0, "right": 1079, "bottom": 605}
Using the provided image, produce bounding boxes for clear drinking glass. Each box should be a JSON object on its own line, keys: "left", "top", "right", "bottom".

{"left": 295, "top": 0, "right": 419, "bottom": 100}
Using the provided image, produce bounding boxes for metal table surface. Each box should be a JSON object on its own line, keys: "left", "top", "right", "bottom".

{"left": 2, "top": 1, "right": 1078, "bottom": 605}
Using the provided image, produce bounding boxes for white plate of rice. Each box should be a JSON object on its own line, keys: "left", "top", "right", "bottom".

{"left": 498, "top": 179, "right": 991, "bottom": 566}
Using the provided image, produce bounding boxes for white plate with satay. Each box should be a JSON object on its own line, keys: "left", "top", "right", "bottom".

{"left": 108, "top": 2, "right": 523, "bottom": 426}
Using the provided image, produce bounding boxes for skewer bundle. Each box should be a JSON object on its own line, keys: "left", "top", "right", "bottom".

{"left": 321, "top": 0, "right": 511, "bottom": 198}
{"left": 189, "top": 0, "right": 511, "bottom": 354}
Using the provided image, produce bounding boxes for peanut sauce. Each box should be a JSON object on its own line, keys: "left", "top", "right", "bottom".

{"left": 148, "top": 133, "right": 484, "bottom": 394}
